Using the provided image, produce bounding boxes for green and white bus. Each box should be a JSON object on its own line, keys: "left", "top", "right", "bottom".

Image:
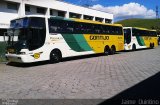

{"left": 124, "top": 27, "right": 158, "bottom": 51}
{"left": 5, "top": 16, "right": 124, "bottom": 63}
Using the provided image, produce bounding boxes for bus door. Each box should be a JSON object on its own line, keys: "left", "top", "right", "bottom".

{"left": 124, "top": 29, "right": 131, "bottom": 44}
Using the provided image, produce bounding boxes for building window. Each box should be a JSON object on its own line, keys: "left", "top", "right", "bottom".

{"left": 69, "top": 12, "right": 81, "bottom": 19}
{"left": 50, "top": 10, "right": 53, "bottom": 15}
{"left": 84, "top": 15, "right": 93, "bottom": 20}
{"left": 37, "top": 7, "right": 46, "bottom": 14}
{"left": 58, "top": 11, "right": 65, "bottom": 17}
{"left": 95, "top": 17, "right": 103, "bottom": 22}
{"left": 7, "top": 2, "right": 18, "bottom": 10}
{"left": 25, "top": 5, "right": 30, "bottom": 12}
{"left": 105, "top": 19, "right": 112, "bottom": 23}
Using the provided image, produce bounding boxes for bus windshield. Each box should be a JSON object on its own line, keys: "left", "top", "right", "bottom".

{"left": 7, "top": 17, "right": 46, "bottom": 53}
{"left": 10, "top": 17, "right": 29, "bottom": 28}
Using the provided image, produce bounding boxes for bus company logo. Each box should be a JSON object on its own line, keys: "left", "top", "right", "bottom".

{"left": 32, "top": 52, "right": 43, "bottom": 59}
{"left": 34, "top": 53, "right": 40, "bottom": 59}
{"left": 50, "top": 37, "right": 63, "bottom": 41}
{"left": 90, "top": 35, "right": 109, "bottom": 40}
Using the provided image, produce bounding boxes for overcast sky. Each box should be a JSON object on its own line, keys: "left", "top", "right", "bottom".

{"left": 64, "top": 0, "right": 159, "bottom": 21}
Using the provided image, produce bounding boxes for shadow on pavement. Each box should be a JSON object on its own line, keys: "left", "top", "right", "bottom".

{"left": 6, "top": 53, "right": 105, "bottom": 67}
{"left": 121, "top": 48, "right": 154, "bottom": 52}
{"left": 7, "top": 61, "right": 49, "bottom": 67}
{"left": 62, "top": 53, "right": 104, "bottom": 62}
{"left": 98, "top": 72, "right": 160, "bottom": 105}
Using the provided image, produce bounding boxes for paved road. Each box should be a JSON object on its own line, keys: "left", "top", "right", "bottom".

{"left": 0, "top": 47, "right": 160, "bottom": 103}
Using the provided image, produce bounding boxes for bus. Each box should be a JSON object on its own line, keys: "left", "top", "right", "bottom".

{"left": 124, "top": 27, "right": 158, "bottom": 51}
{"left": 158, "top": 35, "right": 160, "bottom": 45}
{"left": 5, "top": 16, "right": 124, "bottom": 63}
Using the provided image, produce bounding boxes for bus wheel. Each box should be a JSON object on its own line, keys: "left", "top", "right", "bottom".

{"left": 50, "top": 50, "right": 62, "bottom": 63}
{"left": 104, "top": 46, "right": 110, "bottom": 56}
{"left": 110, "top": 45, "right": 116, "bottom": 55}
{"left": 132, "top": 44, "right": 136, "bottom": 51}
{"left": 152, "top": 43, "right": 155, "bottom": 48}
{"left": 150, "top": 43, "right": 153, "bottom": 49}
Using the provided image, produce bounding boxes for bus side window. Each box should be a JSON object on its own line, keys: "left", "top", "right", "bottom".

{"left": 57, "top": 20, "right": 63, "bottom": 32}
{"left": 66, "top": 21, "right": 74, "bottom": 33}
{"left": 138, "top": 30, "right": 140, "bottom": 36}
{"left": 48, "top": 19, "right": 56, "bottom": 33}
{"left": 150, "top": 31, "right": 153, "bottom": 36}
{"left": 115, "top": 27, "right": 122, "bottom": 35}
{"left": 74, "top": 22, "right": 80, "bottom": 34}
{"left": 110, "top": 26, "right": 115, "bottom": 35}
{"left": 82, "top": 23, "right": 92, "bottom": 34}
{"left": 50, "top": 26, "right": 57, "bottom": 32}
{"left": 105, "top": 26, "right": 111, "bottom": 35}
{"left": 94, "top": 24, "right": 101, "bottom": 34}
{"left": 80, "top": 23, "right": 86, "bottom": 33}
{"left": 115, "top": 27, "right": 119, "bottom": 35}
{"left": 48, "top": 19, "right": 63, "bottom": 33}
{"left": 132, "top": 29, "right": 137, "bottom": 36}
{"left": 99, "top": 25, "right": 103, "bottom": 34}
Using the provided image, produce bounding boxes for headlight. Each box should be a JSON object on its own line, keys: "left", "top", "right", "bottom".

{"left": 128, "top": 45, "right": 131, "bottom": 48}
{"left": 20, "top": 52, "right": 26, "bottom": 55}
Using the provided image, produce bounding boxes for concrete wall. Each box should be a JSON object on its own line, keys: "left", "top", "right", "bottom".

{"left": 0, "top": 1, "right": 19, "bottom": 28}
{"left": 0, "top": 0, "right": 113, "bottom": 29}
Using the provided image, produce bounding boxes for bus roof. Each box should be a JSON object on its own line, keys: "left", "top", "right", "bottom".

{"left": 12, "top": 15, "right": 122, "bottom": 27}
{"left": 134, "top": 27, "right": 156, "bottom": 31}
{"left": 50, "top": 16, "right": 122, "bottom": 27}
{"left": 123, "top": 27, "right": 156, "bottom": 32}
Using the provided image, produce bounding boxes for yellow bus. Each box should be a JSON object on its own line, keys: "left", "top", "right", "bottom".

{"left": 5, "top": 16, "right": 124, "bottom": 63}
{"left": 124, "top": 27, "right": 158, "bottom": 50}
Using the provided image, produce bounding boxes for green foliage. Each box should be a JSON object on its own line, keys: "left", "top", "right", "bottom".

{"left": 0, "top": 42, "right": 7, "bottom": 62}
{"left": 116, "top": 18, "right": 160, "bottom": 34}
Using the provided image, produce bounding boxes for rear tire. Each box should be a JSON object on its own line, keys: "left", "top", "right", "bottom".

{"left": 104, "top": 46, "right": 110, "bottom": 56}
{"left": 110, "top": 45, "right": 116, "bottom": 55}
{"left": 150, "top": 43, "right": 153, "bottom": 49}
{"left": 50, "top": 50, "right": 62, "bottom": 63}
{"left": 152, "top": 43, "right": 155, "bottom": 48}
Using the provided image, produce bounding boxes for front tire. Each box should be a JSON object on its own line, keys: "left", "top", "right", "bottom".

{"left": 50, "top": 50, "right": 62, "bottom": 63}
{"left": 132, "top": 44, "right": 136, "bottom": 51}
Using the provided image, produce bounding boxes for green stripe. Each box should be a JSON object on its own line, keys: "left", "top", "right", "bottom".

{"left": 62, "top": 34, "right": 92, "bottom": 52}
{"left": 136, "top": 36, "right": 145, "bottom": 46}
{"left": 74, "top": 34, "right": 92, "bottom": 51}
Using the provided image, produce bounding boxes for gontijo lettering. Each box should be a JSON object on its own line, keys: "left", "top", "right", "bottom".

{"left": 90, "top": 35, "right": 109, "bottom": 40}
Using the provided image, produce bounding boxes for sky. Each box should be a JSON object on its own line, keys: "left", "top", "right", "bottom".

{"left": 64, "top": 0, "right": 160, "bottom": 21}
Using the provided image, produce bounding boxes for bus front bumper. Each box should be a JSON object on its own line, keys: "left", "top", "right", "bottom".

{"left": 124, "top": 44, "right": 132, "bottom": 50}
{"left": 5, "top": 54, "right": 35, "bottom": 63}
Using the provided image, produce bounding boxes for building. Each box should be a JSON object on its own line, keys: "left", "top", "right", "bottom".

{"left": 0, "top": 0, "right": 113, "bottom": 41}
